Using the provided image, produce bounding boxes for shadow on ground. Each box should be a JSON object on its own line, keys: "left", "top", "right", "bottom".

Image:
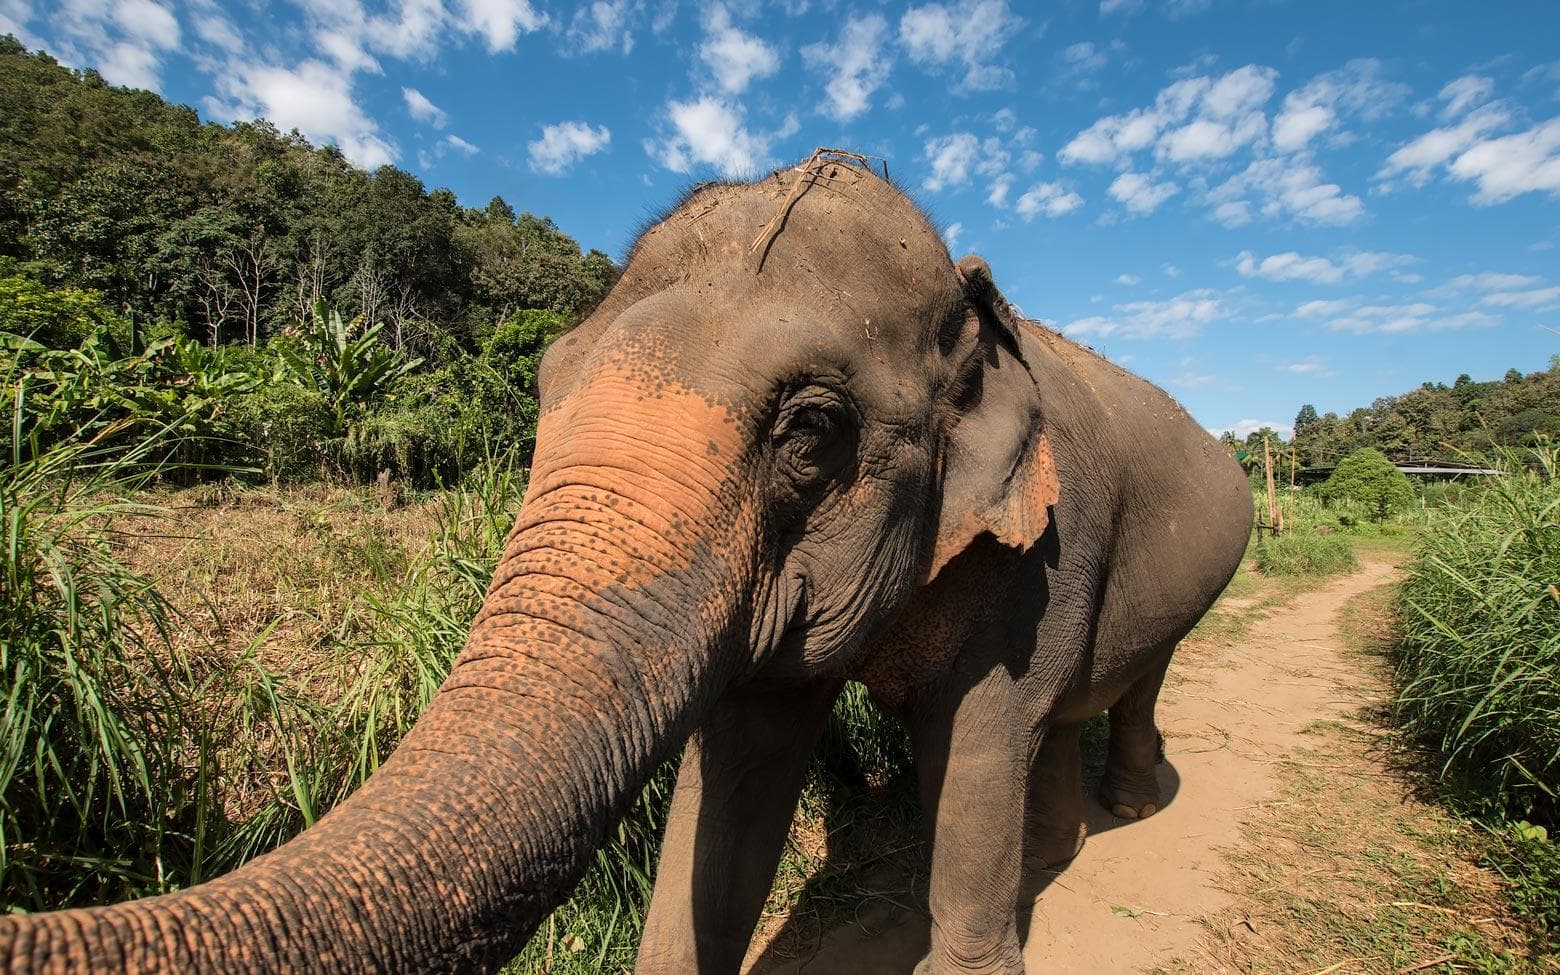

{"left": 747, "top": 752, "right": 1182, "bottom": 974}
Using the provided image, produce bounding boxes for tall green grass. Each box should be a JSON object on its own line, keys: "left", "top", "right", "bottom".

{"left": 1254, "top": 532, "right": 1360, "bottom": 577}
{"left": 1393, "top": 446, "right": 1559, "bottom": 827}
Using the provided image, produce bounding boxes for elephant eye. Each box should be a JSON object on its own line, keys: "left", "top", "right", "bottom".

{"left": 770, "top": 386, "right": 857, "bottom": 492}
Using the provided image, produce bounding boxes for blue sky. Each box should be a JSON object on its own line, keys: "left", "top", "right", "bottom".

{"left": 10, "top": 0, "right": 1560, "bottom": 438}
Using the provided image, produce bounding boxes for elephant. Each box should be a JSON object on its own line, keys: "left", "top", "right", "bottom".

{"left": 0, "top": 152, "right": 1251, "bottom": 975}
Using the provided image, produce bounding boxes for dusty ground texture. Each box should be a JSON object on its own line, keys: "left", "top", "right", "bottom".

{"left": 748, "top": 553, "right": 1554, "bottom": 975}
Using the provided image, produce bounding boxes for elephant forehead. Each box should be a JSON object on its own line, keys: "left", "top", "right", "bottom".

{"left": 622, "top": 165, "right": 962, "bottom": 335}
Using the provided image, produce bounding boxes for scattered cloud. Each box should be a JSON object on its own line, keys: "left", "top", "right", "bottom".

{"left": 529, "top": 120, "right": 609, "bottom": 174}
{"left": 1322, "top": 301, "right": 1499, "bottom": 334}
{"left": 1279, "top": 356, "right": 1335, "bottom": 377}
{"left": 1481, "top": 285, "right": 1560, "bottom": 309}
{"left": 1211, "top": 419, "right": 1294, "bottom": 440}
{"left": 444, "top": 133, "right": 479, "bottom": 154}
{"left": 1064, "top": 289, "right": 1227, "bottom": 340}
{"left": 802, "top": 13, "right": 892, "bottom": 123}
{"left": 943, "top": 221, "right": 963, "bottom": 249}
{"left": 1109, "top": 171, "right": 1179, "bottom": 214}
{"left": 1210, "top": 155, "right": 1363, "bottom": 225}
{"left": 1234, "top": 249, "right": 1415, "bottom": 284}
{"left": 645, "top": 96, "right": 795, "bottom": 177}
{"left": 1015, "top": 181, "right": 1084, "bottom": 219}
{"left": 402, "top": 87, "right": 447, "bottom": 128}
{"left": 1115, "top": 273, "right": 1141, "bottom": 285}
{"left": 899, "top": 0, "right": 1022, "bottom": 91}
{"left": 212, "top": 59, "right": 396, "bottom": 168}
{"left": 1438, "top": 74, "right": 1496, "bottom": 120}
{"left": 922, "top": 133, "right": 980, "bottom": 191}
{"left": 1272, "top": 59, "right": 1409, "bottom": 152}
{"left": 699, "top": 4, "right": 780, "bottom": 94}
{"left": 564, "top": 0, "right": 638, "bottom": 55}
{"left": 456, "top": 0, "right": 548, "bottom": 53}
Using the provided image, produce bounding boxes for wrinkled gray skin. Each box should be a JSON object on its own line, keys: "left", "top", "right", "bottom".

{"left": 0, "top": 160, "right": 1249, "bottom": 975}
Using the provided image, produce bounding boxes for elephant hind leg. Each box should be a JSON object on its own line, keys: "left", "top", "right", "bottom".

{"left": 1023, "top": 722, "right": 1086, "bottom": 871}
{"left": 1100, "top": 645, "right": 1174, "bottom": 819}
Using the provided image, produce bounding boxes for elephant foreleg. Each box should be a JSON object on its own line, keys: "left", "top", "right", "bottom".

{"left": 1024, "top": 722, "right": 1086, "bottom": 871}
{"left": 636, "top": 679, "right": 841, "bottom": 975}
{"left": 907, "top": 663, "right": 1027, "bottom": 975}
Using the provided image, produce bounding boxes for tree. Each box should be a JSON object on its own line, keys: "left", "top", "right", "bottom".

{"left": 1320, "top": 448, "right": 1414, "bottom": 521}
{"left": 1294, "top": 403, "right": 1319, "bottom": 435}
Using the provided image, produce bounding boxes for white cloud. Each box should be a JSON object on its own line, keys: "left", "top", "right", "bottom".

{"left": 1109, "top": 171, "right": 1179, "bottom": 214}
{"left": 564, "top": 0, "right": 637, "bottom": 55}
{"left": 1447, "top": 118, "right": 1560, "bottom": 204}
{"left": 113, "top": 0, "right": 178, "bottom": 48}
{"left": 899, "top": 0, "right": 1021, "bottom": 91}
{"left": 1294, "top": 298, "right": 1351, "bottom": 318}
{"left": 1115, "top": 273, "right": 1140, "bottom": 285}
{"left": 1439, "top": 74, "right": 1495, "bottom": 119}
{"left": 699, "top": 4, "right": 781, "bottom": 95}
{"left": 1234, "top": 249, "right": 1415, "bottom": 284}
{"left": 921, "top": 132, "right": 979, "bottom": 191}
{"left": 986, "top": 172, "right": 1014, "bottom": 207}
{"left": 1323, "top": 302, "right": 1498, "bottom": 334}
{"left": 1059, "top": 64, "right": 1274, "bottom": 169}
{"left": 529, "top": 120, "right": 610, "bottom": 175}
{"left": 214, "top": 59, "right": 396, "bottom": 168}
{"left": 645, "top": 96, "right": 794, "bottom": 177}
{"left": 192, "top": 12, "right": 244, "bottom": 54}
{"left": 1482, "top": 285, "right": 1560, "bottom": 309}
{"left": 1015, "top": 181, "right": 1084, "bottom": 219}
{"left": 1434, "top": 272, "right": 1544, "bottom": 294}
{"left": 1280, "top": 356, "right": 1335, "bottom": 378}
{"left": 1272, "top": 59, "right": 1408, "bottom": 152}
{"left": 1099, "top": 0, "right": 1143, "bottom": 14}
{"left": 943, "top": 221, "right": 963, "bottom": 249}
{"left": 457, "top": 0, "right": 547, "bottom": 53}
{"left": 1210, "top": 156, "right": 1363, "bottom": 225}
{"left": 402, "top": 87, "right": 448, "bottom": 128}
{"left": 1212, "top": 419, "right": 1294, "bottom": 440}
{"left": 444, "top": 133, "right": 479, "bottom": 154}
{"left": 1377, "top": 103, "right": 1510, "bottom": 188}
{"left": 801, "top": 13, "right": 892, "bottom": 123}
{"left": 1063, "top": 289, "right": 1226, "bottom": 339}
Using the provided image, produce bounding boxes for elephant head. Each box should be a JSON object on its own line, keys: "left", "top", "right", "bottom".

{"left": 0, "top": 154, "right": 1058, "bottom": 973}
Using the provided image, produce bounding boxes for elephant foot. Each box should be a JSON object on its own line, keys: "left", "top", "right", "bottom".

{"left": 1108, "top": 800, "right": 1158, "bottom": 820}
{"left": 913, "top": 943, "right": 1026, "bottom": 975}
{"left": 1099, "top": 767, "right": 1161, "bottom": 821}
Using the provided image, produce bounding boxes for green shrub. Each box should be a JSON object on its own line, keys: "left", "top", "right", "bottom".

{"left": 1322, "top": 448, "right": 1415, "bottom": 521}
{"left": 227, "top": 382, "right": 336, "bottom": 482}
{"left": 0, "top": 275, "right": 130, "bottom": 351}
{"left": 1255, "top": 531, "right": 1360, "bottom": 577}
{"left": 1394, "top": 446, "right": 1559, "bottom": 826}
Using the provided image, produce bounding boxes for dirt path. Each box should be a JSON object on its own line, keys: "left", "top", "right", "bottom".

{"left": 751, "top": 556, "right": 1405, "bottom": 975}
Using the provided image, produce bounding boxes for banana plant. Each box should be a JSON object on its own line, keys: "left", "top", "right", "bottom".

{"left": 277, "top": 302, "right": 423, "bottom": 435}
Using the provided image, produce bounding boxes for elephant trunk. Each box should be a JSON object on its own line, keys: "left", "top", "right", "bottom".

{"left": 1, "top": 426, "right": 755, "bottom": 973}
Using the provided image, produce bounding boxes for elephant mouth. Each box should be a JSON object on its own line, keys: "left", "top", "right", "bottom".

{"left": 753, "top": 570, "right": 811, "bottom": 669}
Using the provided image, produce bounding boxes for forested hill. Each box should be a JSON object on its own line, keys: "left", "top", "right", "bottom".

{"left": 1226, "top": 355, "right": 1560, "bottom": 467}
{"left": 0, "top": 36, "right": 617, "bottom": 352}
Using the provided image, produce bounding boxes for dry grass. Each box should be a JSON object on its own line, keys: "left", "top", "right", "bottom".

{"left": 116, "top": 483, "right": 444, "bottom": 693}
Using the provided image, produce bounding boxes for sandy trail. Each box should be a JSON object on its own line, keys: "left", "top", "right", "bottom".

{"left": 750, "top": 556, "right": 1403, "bottom": 975}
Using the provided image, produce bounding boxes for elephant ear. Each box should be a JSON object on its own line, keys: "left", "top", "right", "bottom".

{"left": 926, "top": 255, "right": 1061, "bottom": 582}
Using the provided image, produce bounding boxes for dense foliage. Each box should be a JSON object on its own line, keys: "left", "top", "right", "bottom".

{"left": 0, "top": 37, "right": 616, "bottom": 359}
{"left": 1394, "top": 447, "right": 1559, "bottom": 828}
{"left": 1321, "top": 448, "right": 1416, "bottom": 521}
{"left": 1222, "top": 355, "right": 1560, "bottom": 469}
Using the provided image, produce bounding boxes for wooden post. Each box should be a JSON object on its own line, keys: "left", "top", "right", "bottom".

{"left": 1264, "top": 435, "right": 1280, "bottom": 535}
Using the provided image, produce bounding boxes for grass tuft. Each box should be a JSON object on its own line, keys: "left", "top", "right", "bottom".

{"left": 1255, "top": 531, "right": 1360, "bottom": 577}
